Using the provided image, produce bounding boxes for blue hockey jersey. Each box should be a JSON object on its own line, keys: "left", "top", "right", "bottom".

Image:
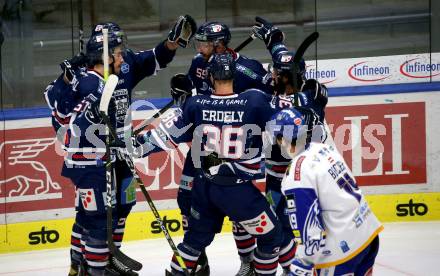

{"left": 187, "top": 51, "right": 273, "bottom": 95}
{"left": 265, "top": 88, "right": 327, "bottom": 186}
{"left": 63, "top": 41, "right": 176, "bottom": 170}
{"left": 139, "top": 89, "right": 293, "bottom": 183}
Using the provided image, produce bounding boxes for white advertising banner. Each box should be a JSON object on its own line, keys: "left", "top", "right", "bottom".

{"left": 305, "top": 53, "right": 440, "bottom": 87}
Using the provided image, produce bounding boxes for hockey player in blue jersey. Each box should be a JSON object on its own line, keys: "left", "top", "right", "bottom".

{"left": 169, "top": 21, "right": 274, "bottom": 276}
{"left": 49, "top": 16, "right": 196, "bottom": 276}
{"left": 270, "top": 107, "right": 382, "bottom": 276}
{"left": 135, "top": 53, "right": 301, "bottom": 276}
{"left": 250, "top": 17, "right": 329, "bottom": 275}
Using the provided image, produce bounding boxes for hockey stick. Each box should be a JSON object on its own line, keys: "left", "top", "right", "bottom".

{"left": 120, "top": 149, "right": 191, "bottom": 276}
{"left": 99, "top": 92, "right": 190, "bottom": 275}
{"left": 101, "top": 30, "right": 143, "bottom": 271}
{"left": 99, "top": 74, "right": 143, "bottom": 272}
{"left": 132, "top": 34, "right": 256, "bottom": 136}
{"left": 132, "top": 100, "right": 174, "bottom": 136}
{"left": 233, "top": 33, "right": 256, "bottom": 52}
{"left": 78, "top": 0, "right": 84, "bottom": 54}
{"left": 292, "top": 31, "right": 319, "bottom": 90}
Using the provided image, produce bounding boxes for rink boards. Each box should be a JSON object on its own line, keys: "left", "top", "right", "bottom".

{"left": 1, "top": 192, "right": 440, "bottom": 254}
{"left": 1, "top": 80, "right": 440, "bottom": 253}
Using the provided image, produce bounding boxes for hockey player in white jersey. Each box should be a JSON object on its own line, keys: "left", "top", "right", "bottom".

{"left": 270, "top": 107, "right": 383, "bottom": 276}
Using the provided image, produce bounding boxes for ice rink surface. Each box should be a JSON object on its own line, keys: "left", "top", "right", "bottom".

{"left": 0, "top": 221, "right": 439, "bottom": 276}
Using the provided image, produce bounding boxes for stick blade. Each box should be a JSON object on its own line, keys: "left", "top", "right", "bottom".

{"left": 293, "top": 31, "right": 319, "bottom": 63}
{"left": 112, "top": 248, "right": 143, "bottom": 271}
{"left": 99, "top": 74, "right": 119, "bottom": 114}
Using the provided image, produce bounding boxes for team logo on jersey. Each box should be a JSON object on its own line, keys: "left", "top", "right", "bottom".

{"left": 211, "top": 25, "right": 223, "bottom": 32}
{"left": 304, "top": 199, "right": 326, "bottom": 256}
{"left": 280, "top": 55, "right": 293, "bottom": 63}
{"left": 95, "top": 25, "right": 104, "bottom": 32}
{"left": 121, "top": 63, "right": 129, "bottom": 74}
{"left": 240, "top": 211, "right": 275, "bottom": 235}
{"left": 294, "top": 118, "right": 302, "bottom": 125}
{"left": 339, "top": 240, "right": 350, "bottom": 253}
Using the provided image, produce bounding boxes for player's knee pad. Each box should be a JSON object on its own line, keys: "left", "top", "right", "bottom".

{"left": 232, "top": 221, "right": 256, "bottom": 258}
{"left": 253, "top": 248, "right": 279, "bottom": 276}
{"left": 81, "top": 213, "right": 107, "bottom": 240}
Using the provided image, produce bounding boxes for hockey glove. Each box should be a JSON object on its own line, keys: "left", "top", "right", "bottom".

{"left": 86, "top": 97, "right": 116, "bottom": 124}
{"left": 301, "top": 79, "right": 328, "bottom": 106}
{"left": 168, "top": 15, "right": 197, "bottom": 48}
{"left": 170, "top": 73, "right": 193, "bottom": 105}
{"left": 202, "top": 152, "right": 224, "bottom": 173}
{"left": 252, "top": 16, "right": 285, "bottom": 50}
{"left": 60, "top": 53, "right": 87, "bottom": 84}
{"left": 289, "top": 258, "right": 314, "bottom": 276}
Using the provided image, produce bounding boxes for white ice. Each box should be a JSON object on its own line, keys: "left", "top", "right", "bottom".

{"left": 0, "top": 221, "right": 439, "bottom": 276}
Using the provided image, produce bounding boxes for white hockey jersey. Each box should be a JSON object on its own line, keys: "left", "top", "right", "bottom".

{"left": 281, "top": 142, "right": 383, "bottom": 269}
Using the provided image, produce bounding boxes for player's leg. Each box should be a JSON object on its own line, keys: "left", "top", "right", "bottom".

{"left": 266, "top": 183, "right": 296, "bottom": 276}
{"left": 177, "top": 151, "right": 210, "bottom": 275}
{"left": 71, "top": 169, "right": 138, "bottom": 276}
{"left": 68, "top": 213, "right": 85, "bottom": 276}
{"left": 212, "top": 181, "right": 283, "bottom": 276}
{"left": 74, "top": 181, "right": 110, "bottom": 276}
{"left": 276, "top": 207, "right": 296, "bottom": 275}
{"left": 113, "top": 160, "right": 136, "bottom": 248}
{"left": 100, "top": 159, "right": 139, "bottom": 276}
{"left": 315, "top": 236, "right": 379, "bottom": 276}
{"left": 355, "top": 236, "right": 380, "bottom": 276}
{"left": 177, "top": 153, "right": 196, "bottom": 233}
{"left": 168, "top": 176, "right": 223, "bottom": 275}
{"left": 232, "top": 221, "right": 256, "bottom": 276}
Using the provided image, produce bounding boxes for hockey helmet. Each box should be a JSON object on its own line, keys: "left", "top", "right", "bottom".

{"left": 194, "top": 22, "right": 231, "bottom": 46}
{"left": 272, "top": 51, "right": 306, "bottom": 89}
{"left": 86, "top": 22, "right": 127, "bottom": 65}
{"left": 268, "top": 107, "right": 319, "bottom": 158}
{"left": 207, "top": 53, "right": 235, "bottom": 81}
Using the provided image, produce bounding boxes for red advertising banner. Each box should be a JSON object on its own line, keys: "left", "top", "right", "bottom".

{"left": 0, "top": 102, "right": 427, "bottom": 215}
{"left": 326, "top": 102, "right": 426, "bottom": 186}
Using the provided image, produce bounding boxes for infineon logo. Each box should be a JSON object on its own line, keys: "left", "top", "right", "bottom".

{"left": 400, "top": 58, "right": 440, "bottom": 79}
{"left": 305, "top": 65, "right": 337, "bottom": 84}
{"left": 348, "top": 61, "right": 391, "bottom": 82}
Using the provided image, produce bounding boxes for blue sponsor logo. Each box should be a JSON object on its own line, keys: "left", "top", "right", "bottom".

{"left": 348, "top": 61, "right": 390, "bottom": 82}
{"left": 340, "top": 240, "right": 350, "bottom": 253}
{"left": 400, "top": 58, "right": 440, "bottom": 78}
{"left": 121, "top": 63, "right": 129, "bottom": 74}
{"left": 305, "top": 66, "right": 337, "bottom": 84}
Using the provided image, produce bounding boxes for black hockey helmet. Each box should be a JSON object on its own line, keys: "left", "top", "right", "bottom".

{"left": 194, "top": 22, "right": 231, "bottom": 46}
{"left": 272, "top": 51, "right": 307, "bottom": 89}
{"left": 207, "top": 53, "right": 235, "bottom": 80}
{"left": 86, "top": 22, "right": 127, "bottom": 66}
